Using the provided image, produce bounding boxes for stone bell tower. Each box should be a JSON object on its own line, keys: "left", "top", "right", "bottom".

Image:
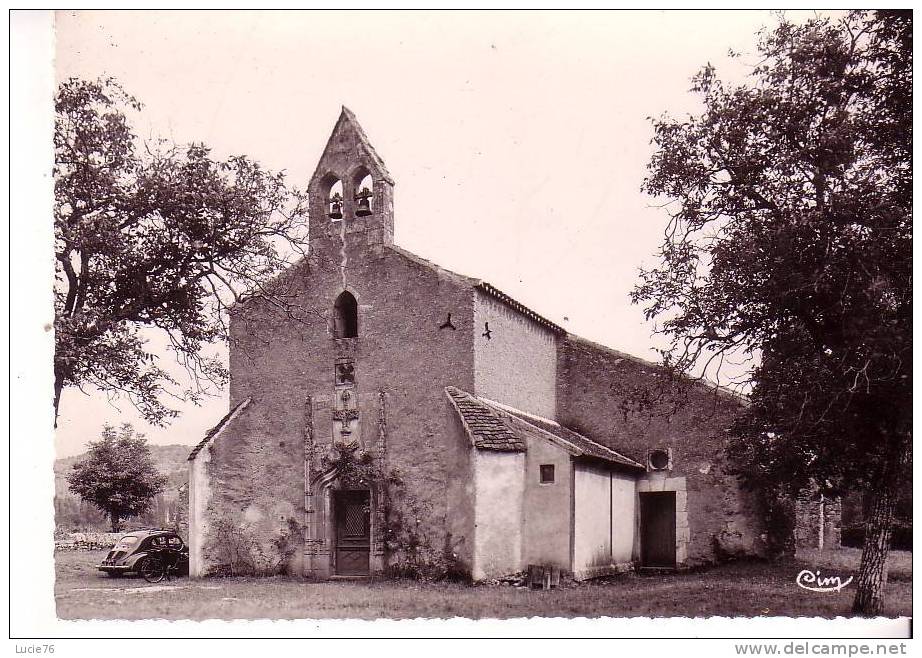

{"left": 308, "top": 107, "right": 394, "bottom": 252}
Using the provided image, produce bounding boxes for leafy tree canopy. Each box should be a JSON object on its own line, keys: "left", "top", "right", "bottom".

{"left": 634, "top": 10, "right": 911, "bottom": 495}
{"left": 634, "top": 10, "right": 910, "bottom": 615}
{"left": 54, "top": 77, "right": 308, "bottom": 425}
{"left": 66, "top": 423, "right": 168, "bottom": 532}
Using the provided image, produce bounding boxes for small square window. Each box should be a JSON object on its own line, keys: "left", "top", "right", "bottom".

{"left": 539, "top": 464, "right": 555, "bottom": 484}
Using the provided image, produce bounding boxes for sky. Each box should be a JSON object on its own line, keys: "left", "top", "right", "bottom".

{"left": 50, "top": 9, "right": 834, "bottom": 457}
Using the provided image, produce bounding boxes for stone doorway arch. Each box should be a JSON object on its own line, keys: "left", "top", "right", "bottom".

{"left": 304, "top": 466, "right": 383, "bottom": 578}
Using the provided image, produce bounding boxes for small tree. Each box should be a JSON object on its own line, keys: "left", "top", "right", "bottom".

{"left": 67, "top": 424, "right": 168, "bottom": 532}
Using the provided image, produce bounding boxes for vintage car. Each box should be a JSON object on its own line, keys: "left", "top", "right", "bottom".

{"left": 97, "top": 529, "right": 189, "bottom": 578}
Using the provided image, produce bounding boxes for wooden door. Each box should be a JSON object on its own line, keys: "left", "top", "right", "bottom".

{"left": 334, "top": 490, "right": 370, "bottom": 575}
{"left": 640, "top": 491, "right": 677, "bottom": 568}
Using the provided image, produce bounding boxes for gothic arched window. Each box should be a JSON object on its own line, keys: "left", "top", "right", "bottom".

{"left": 334, "top": 291, "right": 358, "bottom": 338}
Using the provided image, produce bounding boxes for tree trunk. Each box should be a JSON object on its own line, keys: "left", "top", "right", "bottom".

{"left": 53, "top": 364, "right": 65, "bottom": 429}
{"left": 851, "top": 480, "right": 895, "bottom": 615}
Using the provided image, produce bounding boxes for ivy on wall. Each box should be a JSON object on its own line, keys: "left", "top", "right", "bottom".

{"left": 204, "top": 512, "right": 303, "bottom": 576}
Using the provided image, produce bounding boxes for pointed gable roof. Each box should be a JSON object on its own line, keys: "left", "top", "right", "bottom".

{"left": 311, "top": 106, "right": 393, "bottom": 184}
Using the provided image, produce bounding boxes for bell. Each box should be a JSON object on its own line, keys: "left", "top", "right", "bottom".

{"left": 328, "top": 192, "right": 343, "bottom": 220}
{"left": 355, "top": 187, "right": 373, "bottom": 217}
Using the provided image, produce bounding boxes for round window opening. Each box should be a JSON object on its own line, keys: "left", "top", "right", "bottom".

{"left": 649, "top": 449, "right": 670, "bottom": 470}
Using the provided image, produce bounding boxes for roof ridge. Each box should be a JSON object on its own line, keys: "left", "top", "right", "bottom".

{"left": 475, "top": 396, "right": 561, "bottom": 427}
{"left": 476, "top": 282, "right": 566, "bottom": 335}
{"left": 486, "top": 405, "right": 584, "bottom": 456}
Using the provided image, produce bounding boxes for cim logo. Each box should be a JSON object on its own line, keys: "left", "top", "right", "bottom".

{"left": 795, "top": 569, "right": 854, "bottom": 592}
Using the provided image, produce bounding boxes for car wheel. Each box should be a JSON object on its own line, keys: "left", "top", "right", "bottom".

{"left": 139, "top": 556, "right": 165, "bottom": 583}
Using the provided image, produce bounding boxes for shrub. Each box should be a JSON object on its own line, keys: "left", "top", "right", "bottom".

{"left": 204, "top": 514, "right": 303, "bottom": 576}
{"left": 380, "top": 467, "right": 469, "bottom": 582}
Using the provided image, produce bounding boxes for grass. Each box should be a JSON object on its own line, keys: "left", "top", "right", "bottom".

{"left": 55, "top": 549, "right": 911, "bottom": 621}
{"left": 795, "top": 546, "right": 912, "bottom": 581}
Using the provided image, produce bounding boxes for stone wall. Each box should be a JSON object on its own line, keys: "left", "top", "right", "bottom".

{"left": 54, "top": 532, "right": 120, "bottom": 552}
{"left": 473, "top": 290, "right": 558, "bottom": 419}
{"left": 194, "top": 400, "right": 301, "bottom": 576}
{"left": 205, "top": 240, "right": 478, "bottom": 576}
{"left": 556, "top": 335, "right": 768, "bottom": 566}
{"left": 444, "top": 402, "right": 477, "bottom": 574}
{"left": 173, "top": 485, "right": 189, "bottom": 538}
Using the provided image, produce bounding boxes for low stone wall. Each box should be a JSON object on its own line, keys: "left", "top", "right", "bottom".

{"left": 54, "top": 532, "right": 121, "bottom": 552}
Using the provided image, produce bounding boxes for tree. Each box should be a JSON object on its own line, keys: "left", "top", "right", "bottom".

{"left": 633, "top": 11, "right": 910, "bottom": 615}
{"left": 54, "top": 77, "right": 308, "bottom": 425}
{"left": 67, "top": 424, "right": 168, "bottom": 532}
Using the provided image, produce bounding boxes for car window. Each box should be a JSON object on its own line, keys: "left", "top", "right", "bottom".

{"left": 151, "top": 535, "right": 168, "bottom": 548}
{"left": 167, "top": 536, "right": 183, "bottom": 548}
{"left": 114, "top": 536, "right": 138, "bottom": 550}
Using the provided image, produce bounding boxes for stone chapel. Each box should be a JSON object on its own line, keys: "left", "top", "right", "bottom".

{"left": 187, "top": 108, "right": 772, "bottom": 581}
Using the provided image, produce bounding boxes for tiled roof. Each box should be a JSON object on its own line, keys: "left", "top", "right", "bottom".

{"left": 445, "top": 387, "right": 526, "bottom": 452}
{"left": 187, "top": 397, "right": 252, "bottom": 461}
{"left": 491, "top": 403, "right": 645, "bottom": 471}
{"left": 445, "top": 387, "right": 645, "bottom": 471}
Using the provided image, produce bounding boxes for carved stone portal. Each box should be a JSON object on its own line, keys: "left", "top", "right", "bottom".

{"left": 303, "top": 378, "right": 388, "bottom": 579}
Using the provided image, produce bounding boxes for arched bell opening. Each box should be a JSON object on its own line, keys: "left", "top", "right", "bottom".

{"left": 352, "top": 168, "right": 374, "bottom": 218}
{"left": 323, "top": 177, "right": 344, "bottom": 221}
